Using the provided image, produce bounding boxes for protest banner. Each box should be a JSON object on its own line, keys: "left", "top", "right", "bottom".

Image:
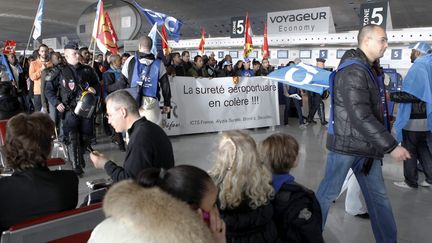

{"left": 161, "top": 76, "right": 280, "bottom": 135}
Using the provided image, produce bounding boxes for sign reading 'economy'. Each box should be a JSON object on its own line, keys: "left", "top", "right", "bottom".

{"left": 267, "top": 7, "right": 335, "bottom": 36}
{"left": 160, "top": 77, "right": 280, "bottom": 136}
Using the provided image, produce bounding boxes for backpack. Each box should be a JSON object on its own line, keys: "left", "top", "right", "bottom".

{"left": 328, "top": 60, "right": 388, "bottom": 135}
{"left": 272, "top": 182, "right": 324, "bottom": 243}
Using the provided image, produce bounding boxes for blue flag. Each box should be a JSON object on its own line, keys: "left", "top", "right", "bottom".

{"left": 134, "top": 1, "right": 183, "bottom": 42}
{"left": 0, "top": 54, "right": 15, "bottom": 81}
{"left": 32, "top": 0, "right": 44, "bottom": 40}
{"left": 265, "top": 63, "right": 330, "bottom": 94}
{"left": 393, "top": 53, "right": 432, "bottom": 142}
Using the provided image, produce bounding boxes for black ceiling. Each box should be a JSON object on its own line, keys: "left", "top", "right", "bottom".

{"left": 0, "top": 0, "right": 430, "bottom": 47}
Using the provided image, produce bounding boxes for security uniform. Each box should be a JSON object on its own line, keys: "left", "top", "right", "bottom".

{"left": 45, "top": 60, "right": 100, "bottom": 176}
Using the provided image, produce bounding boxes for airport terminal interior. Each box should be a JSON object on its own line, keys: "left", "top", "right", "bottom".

{"left": 1, "top": 0, "right": 432, "bottom": 242}
{"left": 77, "top": 122, "right": 432, "bottom": 243}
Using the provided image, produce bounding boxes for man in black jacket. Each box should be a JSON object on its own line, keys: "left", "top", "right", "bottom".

{"left": 90, "top": 90, "right": 174, "bottom": 182}
{"left": 45, "top": 42, "right": 100, "bottom": 177}
{"left": 316, "top": 24, "right": 410, "bottom": 243}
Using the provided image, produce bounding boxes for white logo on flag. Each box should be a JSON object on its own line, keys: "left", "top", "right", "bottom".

{"left": 284, "top": 62, "right": 319, "bottom": 85}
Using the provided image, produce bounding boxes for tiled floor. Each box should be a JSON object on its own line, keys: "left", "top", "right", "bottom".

{"left": 64, "top": 119, "right": 432, "bottom": 243}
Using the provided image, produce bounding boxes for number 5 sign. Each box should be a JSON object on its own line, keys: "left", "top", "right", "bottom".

{"left": 360, "top": 1, "right": 393, "bottom": 30}
{"left": 231, "top": 16, "right": 246, "bottom": 38}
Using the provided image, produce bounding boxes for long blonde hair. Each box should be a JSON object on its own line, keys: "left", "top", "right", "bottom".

{"left": 210, "top": 130, "right": 274, "bottom": 210}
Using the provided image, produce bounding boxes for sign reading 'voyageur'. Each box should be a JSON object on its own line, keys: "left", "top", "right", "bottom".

{"left": 267, "top": 7, "right": 335, "bottom": 35}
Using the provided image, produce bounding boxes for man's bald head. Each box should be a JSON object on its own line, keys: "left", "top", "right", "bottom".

{"left": 357, "top": 24, "right": 383, "bottom": 46}
{"left": 138, "top": 36, "right": 153, "bottom": 52}
{"left": 357, "top": 24, "right": 388, "bottom": 62}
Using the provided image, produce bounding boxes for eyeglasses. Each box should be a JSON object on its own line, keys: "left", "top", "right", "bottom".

{"left": 105, "top": 108, "right": 121, "bottom": 119}
{"left": 368, "top": 37, "right": 388, "bottom": 44}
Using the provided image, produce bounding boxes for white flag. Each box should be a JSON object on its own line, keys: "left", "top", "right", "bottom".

{"left": 148, "top": 23, "right": 158, "bottom": 56}
{"left": 32, "top": 0, "right": 45, "bottom": 40}
{"left": 91, "top": 0, "right": 102, "bottom": 40}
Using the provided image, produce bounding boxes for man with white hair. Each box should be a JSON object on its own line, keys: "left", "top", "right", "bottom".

{"left": 90, "top": 90, "right": 174, "bottom": 182}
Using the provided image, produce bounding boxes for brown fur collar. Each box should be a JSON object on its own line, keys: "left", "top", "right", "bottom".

{"left": 103, "top": 180, "right": 215, "bottom": 243}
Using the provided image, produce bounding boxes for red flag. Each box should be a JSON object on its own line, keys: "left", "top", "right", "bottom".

{"left": 244, "top": 13, "right": 253, "bottom": 58}
{"left": 198, "top": 28, "right": 205, "bottom": 55}
{"left": 95, "top": 1, "right": 119, "bottom": 54}
{"left": 105, "top": 12, "right": 118, "bottom": 47}
{"left": 261, "top": 24, "right": 269, "bottom": 59}
{"left": 161, "top": 25, "right": 170, "bottom": 56}
{"left": 2, "top": 40, "right": 16, "bottom": 54}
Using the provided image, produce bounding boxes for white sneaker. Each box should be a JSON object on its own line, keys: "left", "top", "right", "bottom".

{"left": 299, "top": 124, "right": 307, "bottom": 129}
{"left": 394, "top": 181, "right": 415, "bottom": 189}
{"left": 419, "top": 180, "right": 431, "bottom": 187}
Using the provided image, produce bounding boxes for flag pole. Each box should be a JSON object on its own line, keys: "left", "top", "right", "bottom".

{"left": 22, "top": 20, "right": 36, "bottom": 67}
{"left": 91, "top": 38, "right": 97, "bottom": 67}
{"left": 90, "top": 0, "right": 102, "bottom": 67}
{"left": 155, "top": 28, "right": 169, "bottom": 47}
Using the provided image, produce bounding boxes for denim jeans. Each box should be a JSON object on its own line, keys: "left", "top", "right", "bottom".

{"left": 284, "top": 96, "right": 304, "bottom": 125}
{"left": 316, "top": 151, "right": 397, "bottom": 243}
{"left": 33, "top": 95, "right": 42, "bottom": 112}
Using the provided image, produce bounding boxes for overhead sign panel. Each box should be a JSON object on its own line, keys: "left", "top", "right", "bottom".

{"left": 231, "top": 16, "right": 246, "bottom": 38}
{"left": 319, "top": 50, "right": 328, "bottom": 59}
{"left": 267, "top": 7, "right": 335, "bottom": 36}
{"left": 360, "top": 1, "right": 393, "bottom": 30}
{"left": 391, "top": 49, "right": 402, "bottom": 60}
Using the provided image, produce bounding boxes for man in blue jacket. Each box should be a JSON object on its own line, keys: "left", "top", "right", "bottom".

{"left": 392, "top": 41, "right": 432, "bottom": 189}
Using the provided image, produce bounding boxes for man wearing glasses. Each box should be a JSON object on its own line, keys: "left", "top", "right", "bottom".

{"left": 316, "top": 24, "right": 410, "bottom": 242}
{"left": 90, "top": 90, "right": 174, "bottom": 182}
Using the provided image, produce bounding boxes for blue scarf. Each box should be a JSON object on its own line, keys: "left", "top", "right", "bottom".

{"left": 272, "top": 173, "right": 295, "bottom": 193}
{"left": 394, "top": 53, "right": 432, "bottom": 142}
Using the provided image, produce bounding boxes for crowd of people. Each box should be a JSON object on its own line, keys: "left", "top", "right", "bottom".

{"left": 0, "top": 23, "right": 431, "bottom": 242}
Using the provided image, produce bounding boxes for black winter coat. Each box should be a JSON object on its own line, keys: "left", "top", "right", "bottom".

{"left": 272, "top": 182, "right": 323, "bottom": 243}
{"left": 45, "top": 63, "right": 100, "bottom": 109}
{"left": 220, "top": 200, "right": 279, "bottom": 243}
{"left": 0, "top": 167, "right": 78, "bottom": 233}
{"left": 0, "top": 95, "right": 22, "bottom": 120}
{"left": 390, "top": 92, "right": 426, "bottom": 119}
{"left": 104, "top": 117, "right": 175, "bottom": 182}
{"left": 102, "top": 69, "right": 127, "bottom": 94}
{"left": 327, "top": 48, "right": 398, "bottom": 159}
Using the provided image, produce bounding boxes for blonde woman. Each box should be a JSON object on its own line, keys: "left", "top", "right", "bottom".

{"left": 210, "top": 130, "right": 279, "bottom": 243}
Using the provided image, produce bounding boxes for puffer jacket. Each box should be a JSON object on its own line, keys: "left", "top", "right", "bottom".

{"left": 327, "top": 48, "right": 398, "bottom": 159}
{"left": 390, "top": 92, "right": 426, "bottom": 119}
{"left": 0, "top": 95, "right": 22, "bottom": 120}
{"left": 220, "top": 200, "right": 279, "bottom": 243}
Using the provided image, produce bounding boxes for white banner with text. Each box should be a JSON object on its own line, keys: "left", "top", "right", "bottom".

{"left": 161, "top": 76, "right": 280, "bottom": 136}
